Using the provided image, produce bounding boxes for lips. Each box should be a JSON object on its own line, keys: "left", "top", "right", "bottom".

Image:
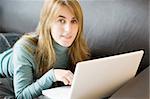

{"left": 61, "top": 35, "right": 72, "bottom": 39}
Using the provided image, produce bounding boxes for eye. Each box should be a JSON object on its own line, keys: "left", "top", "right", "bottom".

{"left": 71, "top": 19, "right": 78, "bottom": 24}
{"left": 58, "top": 19, "right": 66, "bottom": 24}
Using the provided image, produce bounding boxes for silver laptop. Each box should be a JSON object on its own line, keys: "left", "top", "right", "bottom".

{"left": 42, "top": 50, "right": 144, "bottom": 99}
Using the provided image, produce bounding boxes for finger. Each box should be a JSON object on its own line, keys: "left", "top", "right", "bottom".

{"left": 62, "top": 77, "right": 70, "bottom": 85}
{"left": 65, "top": 71, "right": 74, "bottom": 79}
{"left": 66, "top": 76, "right": 73, "bottom": 85}
{"left": 65, "top": 74, "right": 73, "bottom": 85}
{"left": 67, "top": 70, "right": 74, "bottom": 77}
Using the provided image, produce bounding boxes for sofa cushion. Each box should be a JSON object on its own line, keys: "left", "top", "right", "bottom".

{"left": 109, "top": 66, "right": 149, "bottom": 99}
{"left": 0, "top": 33, "right": 22, "bottom": 53}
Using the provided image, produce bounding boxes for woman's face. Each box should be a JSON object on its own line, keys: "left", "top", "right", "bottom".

{"left": 51, "top": 6, "right": 79, "bottom": 47}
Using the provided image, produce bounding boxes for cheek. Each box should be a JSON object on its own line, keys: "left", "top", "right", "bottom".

{"left": 51, "top": 25, "right": 62, "bottom": 38}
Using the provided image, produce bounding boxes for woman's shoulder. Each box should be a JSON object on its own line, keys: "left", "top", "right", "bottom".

{"left": 13, "top": 33, "right": 38, "bottom": 54}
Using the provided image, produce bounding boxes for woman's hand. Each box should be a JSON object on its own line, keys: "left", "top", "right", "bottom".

{"left": 53, "top": 69, "right": 74, "bottom": 85}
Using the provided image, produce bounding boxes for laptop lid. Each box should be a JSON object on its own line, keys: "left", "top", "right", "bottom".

{"left": 70, "top": 50, "right": 144, "bottom": 99}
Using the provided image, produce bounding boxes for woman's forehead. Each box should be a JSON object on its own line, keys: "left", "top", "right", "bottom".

{"left": 55, "top": 5, "right": 76, "bottom": 19}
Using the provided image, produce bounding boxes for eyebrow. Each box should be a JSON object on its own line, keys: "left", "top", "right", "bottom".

{"left": 57, "top": 15, "right": 76, "bottom": 20}
{"left": 58, "top": 15, "right": 66, "bottom": 18}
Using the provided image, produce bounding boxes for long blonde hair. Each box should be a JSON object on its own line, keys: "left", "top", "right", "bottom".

{"left": 23, "top": 0, "right": 90, "bottom": 76}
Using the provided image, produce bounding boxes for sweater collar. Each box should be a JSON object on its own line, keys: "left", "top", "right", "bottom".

{"left": 53, "top": 40, "right": 68, "bottom": 53}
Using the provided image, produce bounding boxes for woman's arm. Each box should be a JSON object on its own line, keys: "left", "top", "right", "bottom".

{"left": 13, "top": 40, "right": 56, "bottom": 99}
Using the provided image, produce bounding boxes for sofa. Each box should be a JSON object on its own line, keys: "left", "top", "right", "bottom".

{"left": 0, "top": 0, "right": 149, "bottom": 99}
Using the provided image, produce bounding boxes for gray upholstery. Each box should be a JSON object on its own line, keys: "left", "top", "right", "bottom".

{"left": 0, "top": 33, "right": 21, "bottom": 53}
{"left": 0, "top": 0, "right": 43, "bottom": 33}
{"left": 79, "top": 0, "right": 149, "bottom": 74}
{"left": 0, "top": 0, "right": 149, "bottom": 98}
{"left": 110, "top": 66, "right": 149, "bottom": 99}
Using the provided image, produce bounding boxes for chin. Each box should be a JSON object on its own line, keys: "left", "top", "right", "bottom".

{"left": 62, "top": 44, "right": 71, "bottom": 47}
{"left": 58, "top": 39, "right": 74, "bottom": 47}
{"left": 58, "top": 42, "right": 69, "bottom": 47}
{"left": 62, "top": 42, "right": 72, "bottom": 47}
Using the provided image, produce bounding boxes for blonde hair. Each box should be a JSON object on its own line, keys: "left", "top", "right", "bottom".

{"left": 23, "top": 0, "right": 90, "bottom": 76}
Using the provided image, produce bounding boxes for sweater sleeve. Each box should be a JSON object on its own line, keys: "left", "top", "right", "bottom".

{"left": 12, "top": 40, "right": 56, "bottom": 99}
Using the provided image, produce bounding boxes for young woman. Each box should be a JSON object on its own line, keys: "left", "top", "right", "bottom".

{"left": 0, "top": 0, "right": 90, "bottom": 98}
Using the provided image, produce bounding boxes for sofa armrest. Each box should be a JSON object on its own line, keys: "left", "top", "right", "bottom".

{"left": 110, "top": 66, "right": 149, "bottom": 99}
{"left": 0, "top": 33, "right": 22, "bottom": 53}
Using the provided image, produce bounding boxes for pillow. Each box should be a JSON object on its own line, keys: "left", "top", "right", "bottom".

{"left": 0, "top": 33, "right": 22, "bottom": 53}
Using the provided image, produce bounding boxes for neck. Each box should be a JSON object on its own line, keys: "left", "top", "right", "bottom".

{"left": 53, "top": 40, "right": 68, "bottom": 53}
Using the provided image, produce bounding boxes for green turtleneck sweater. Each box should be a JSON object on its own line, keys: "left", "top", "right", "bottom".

{"left": 0, "top": 38, "right": 69, "bottom": 98}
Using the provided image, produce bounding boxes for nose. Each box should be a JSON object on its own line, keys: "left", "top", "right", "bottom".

{"left": 64, "top": 23, "right": 72, "bottom": 35}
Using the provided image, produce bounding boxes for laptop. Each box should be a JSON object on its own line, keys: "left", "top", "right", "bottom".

{"left": 42, "top": 50, "right": 144, "bottom": 99}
